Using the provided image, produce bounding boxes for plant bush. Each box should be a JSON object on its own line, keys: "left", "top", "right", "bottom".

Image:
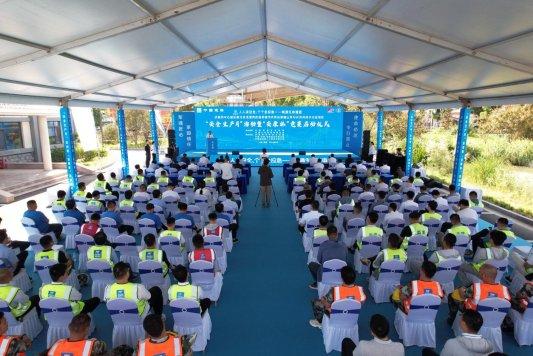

{"left": 50, "top": 146, "right": 108, "bottom": 163}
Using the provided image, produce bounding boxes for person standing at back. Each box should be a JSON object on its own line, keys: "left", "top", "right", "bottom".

{"left": 258, "top": 159, "right": 274, "bottom": 208}
{"left": 220, "top": 158, "right": 233, "bottom": 184}
{"left": 144, "top": 140, "right": 151, "bottom": 168}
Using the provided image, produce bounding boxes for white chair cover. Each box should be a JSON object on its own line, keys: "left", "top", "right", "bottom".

{"left": 354, "top": 235, "right": 381, "bottom": 274}
{"left": 325, "top": 194, "right": 341, "bottom": 218}
{"left": 350, "top": 186, "right": 363, "bottom": 200}
{"left": 74, "top": 197, "right": 87, "bottom": 213}
{"left": 204, "top": 235, "right": 227, "bottom": 274}
{"left": 394, "top": 294, "right": 440, "bottom": 347}
{"left": 138, "top": 218, "right": 157, "bottom": 242}
{"left": 138, "top": 260, "right": 171, "bottom": 304}
{"left": 11, "top": 269, "right": 32, "bottom": 292}
{"left": 74, "top": 233, "right": 95, "bottom": 272}
{"left": 114, "top": 234, "right": 141, "bottom": 273}
{"left": 318, "top": 259, "right": 347, "bottom": 298}
{"left": 335, "top": 204, "right": 353, "bottom": 232}
{"left": 87, "top": 259, "right": 114, "bottom": 300}
{"left": 405, "top": 235, "right": 429, "bottom": 272}
{"left": 187, "top": 205, "right": 203, "bottom": 228}
{"left": 322, "top": 299, "right": 361, "bottom": 353}
{"left": 133, "top": 196, "right": 149, "bottom": 214}
{"left": 369, "top": 260, "right": 405, "bottom": 303}
{"left": 21, "top": 217, "right": 41, "bottom": 237}
{"left": 436, "top": 205, "right": 451, "bottom": 222}
{"left": 216, "top": 218, "right": 233, "bottom": 253}
{"left": 100, "top": 217, "right": 120, "bottom": 242}
{"left": 509, "top": 301, "right": 533, "bottom": 346}
{"left": 402, "top": 205, "right": 419, "bottom": 224}
{"left": 383, "top": 219, "right": 405, "bottom": 245}
{"left": 0, "top": 301, "right": 42, "bottom": 340}
{"left": 454, "top": 234, "right": 470, "bottom": 257}
{"left": 433, "top": 258, "right": 462, "bottom": 296}
{"left": 194, "top": 195, "right": 210, "bottom": 220}
{"left": 159, "top": 235, "right": 185, "bottom": 266}
{"left": 467, "top": 259, "right": 508, "bottom": 284}
{"left": 462, "top": 216, "right": 478, "bottom": 235}
{"left": 51, "top": 204, "right": 66, "bottom": 222}
{"left": 107, "top": 299, "right": 146, "bottom": 348}
{"left": 189, "top": 260, "right": 223, "bottom": 302}
{"left": 176, "top": 219, "right": 194, "bottom": 252}
{"left": 372, "top": 204, "right": 388, "bottom": 227}
{"left": 84, "top": 205, "right": 102, "bottom": 222}
{"left": 61, "top": 216, "right": 80, "bottom": 250}
{"left": 170, "top": 299, "right": 212, "bottom": 352}
{"left": 308, "top": 236, "right": 328, "bottom": 265}
{"left": 303, "top": 218, "right": 321, "bottom": 253}
{"left": 28, "top": 234, "right": 46, "bottom": 254}
{"left": 163, "top": 196, "right": 179, "bottom": 217}
{"left": 343, "top": 218, "right": 364, "bottom": 248}
{"left": 119, "top": 206, "right": 139, "bottom": 234}
{"left": 423, "top": 218, "right": 442, "bottom": 251}
{"left": 386, "top": 193, "right": 402, "bottom": 205}
{"left": 470, "top": 298, "right": 510, "bottom": 352}
{"left": 417, "top": 195, "right": 433, "bottom": 211}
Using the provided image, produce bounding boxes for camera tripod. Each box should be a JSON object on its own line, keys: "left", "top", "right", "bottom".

{"left": 254, "top": 185, "right": 279, "bottom": 207}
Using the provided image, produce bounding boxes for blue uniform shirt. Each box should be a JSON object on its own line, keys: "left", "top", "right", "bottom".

{"left": 23, "top": 210, "right": 50, "bottom": 233}
{"left": 173, "top": 212, "right": 195, "bottom": 227}
{"left": 101, "top": 211, "right": 124, "bottom": 226}
{"left": 64, "top": 209, "right": 86, "bottom": 226}
{"left": 142, "top": 212, "right": 162, "bottom": 230}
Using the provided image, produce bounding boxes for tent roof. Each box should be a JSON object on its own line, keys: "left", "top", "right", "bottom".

{"left": 0, "top": 0, "right": 532, "bottom": 111}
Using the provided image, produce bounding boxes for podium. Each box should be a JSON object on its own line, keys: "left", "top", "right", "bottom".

{"left": 207, "top": 138, "right": 218, "bottom": 155}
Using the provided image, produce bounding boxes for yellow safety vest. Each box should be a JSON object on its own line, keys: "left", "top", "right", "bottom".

{"left": 473, "top": 248, "right": 494, "bottom": 272}
{"left": 409, "top": 223, "right": 429, "bottom": 236}
{"left": 316, "top": 177, "right": 325, "bottom": 186}
{"left": 421, "top": 212, "right": 442, "bottom": 223}
{"left": 53, "top": 199, "right": 66, "bottom": 207}
{"left": 469, "top": 200, "right": 484, "bottom": 208}
{"left": 160, "top": 230, "right": 181, "bottom": 240}
{"left": 434, "top": 251, "right": 462, "bottom": 264}
{"left": 94, "top": 180, "right": 107, "bottom": 190}
{"left": 383, "top": 248, "right": 407, "bottom": 262}
{"left": 87, "top": 199, "right": 103, "bottom": 209}
{"left": 502, "top": 230, "right": 516, "bottom": 239}
{"left": 147, "top": 183, "right": 159, "bottom": 191}
{"left": 87, "top": 245, "right": 113, "bottom": 265}
{"left": 390, "top": 178, "right": 402, "bottom": 186}
{"left": 73, "top": 190, "right": 86, "bottom": 198}
{"left": 120, "top": 199, "right": 135, "bottom": 208}
{"left": 448, "top": 225, "right": 471, "bottom": 237}
{"left": 204, "top": 177, "right": 216, "bottom": 184}
{"left": 108, "top": 178, "right": 119, "bottom": 186}
{"left": 157, "top": 176, "right": 169, "bottom": 184}
{"left": 313, "top": 229, "right": 327, "bottom": 239}
{"left": 139, "top": 249, "right": 168, "bottom": 275}
{"left": 182, "top": 176, "right": 195, "bottom": 184}
{"left": 40, "top": 283, "right": 84, "bottom": 315}
{"left": 0, "top": 285, "right": 31, "bottom": 318}
{"left": 35, "top": 250, "right": 60, "bottom": 262}
{"left": 168, "top": 283, "right": 198, "bottom": 302}
{"left": 413, "top": 178, "right": 424, "bottom": 185}
{"left": 106, "top": 283, "right": 147, "bottom": 315}
{"left": 361, "top": 225, "right": 383, "bottom": 238}
{"left": 120, "top": 181, "right": 133, "bottom": 190}
{"left": 367, "top": 176, "right": 379, "bottom": 184}
{"left": 294, "top": 176, "right": 306, "bottom": 184}
{"left": 134, "top": 175, "right": 144, "bottom": 182}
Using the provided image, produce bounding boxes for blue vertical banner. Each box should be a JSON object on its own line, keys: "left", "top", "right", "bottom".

{"left": 149, "top": 109, "right": 159, "bottom": 163}
{"left": 405, "top": 109, "right": 416, "bottom": 176}
{"left": 117, "top": 108, "right": 129, "bottom": 178}
{"left": 172, "top": 111, "right": 196, "bottom": 153}
{"left": 452, "top": 106, "right": 471, "bottom": 191}
{"left": 342, "top": 111, "right": 364, "bottom": 156}
{"left": 376, "top": 110, "right": 384, "bottom": 150}
{"left": 59, "top": 106, "right": 78, "bottom": 195}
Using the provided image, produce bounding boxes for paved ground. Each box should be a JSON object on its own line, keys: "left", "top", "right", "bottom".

{"left": 0, "top": 169, "right": 65, "bottom": 190}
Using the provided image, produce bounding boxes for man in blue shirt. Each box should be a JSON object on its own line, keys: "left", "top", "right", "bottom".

{"left": 173, "top": 202, "right": 196, "bottom": 229}
{"left": 142, "top": 203, "right": 162, "bottom": 231}
{"left": 101, "top": 200, "right": 134, "bottom": 235}
{"left": 23, "top": 200, "right": 62, "bottom": 240}
{"left": 214, "top": 203, "right": 238, "bottom": 242}
{"left": 0, "top": 229, "right": 30, "bottom": 276}
{"left": 63, "top": 199, "right": 86, "bottom": 226}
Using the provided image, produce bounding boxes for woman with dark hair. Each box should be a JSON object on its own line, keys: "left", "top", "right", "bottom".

{"left": 258, "top": 158, "right": 274, "bottom": 208}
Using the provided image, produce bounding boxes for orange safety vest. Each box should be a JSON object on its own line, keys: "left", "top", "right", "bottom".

{"left": 137, "top": 333, "right": 183, "bottom": 356}
{"left": 464, "top": 282, "right": 510, "bottom": 310}
{"left": 0, "top": 335, "right": 22, "bottom": 356}
{"left": 47, "top": 338, "right": 95, "bottom": 356}
{"left": 403, "top": 280, "right": 443, "bottom": 312}
{"left": 191, "top": 248, "right": 214, "bottom": 262}
{"left": 203, "top": 226, "right": 223, "bottom": 237}
{"left": 333, "top": 285, "right": 366, "bottom": 303}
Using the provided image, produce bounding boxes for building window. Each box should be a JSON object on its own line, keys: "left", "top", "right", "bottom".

{"left": 0, "top": 122, "right": 23, "bottom": 151}
{"left": 48, "top": 121, "right": 62, "bottom": 145}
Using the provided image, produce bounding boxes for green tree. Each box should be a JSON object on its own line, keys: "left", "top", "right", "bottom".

{"left": 477, "top": 104, "right": 533, "bottom": 139}
{"left": 125, "top": 109, "right": 151, "bottom": 146}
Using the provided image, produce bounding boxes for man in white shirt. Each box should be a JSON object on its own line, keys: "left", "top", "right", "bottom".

{"left": 357, "top": 184, "right": 375, "bottom": 203}
{"left": 455, "top": 199, "right": 479, "bottom": 222}
{"left": 198, "top": 154, "right": 209, "bottom": 166}
{"left": 161, "top": 183, "right": 179, "bottom": 200}
{"left": 335, "top": 159, "right": 346, "bottom": 172}
{"left": 133, "top": 184, "right": 151, "bottom": 201}
{"left": 154, "top": 164, "right": 166, "bottom": 178}
{"left": 222, "top": 191, "right": 239, "bottom": 215}
{"left": 260, "top": 148, "right": 269, "bottom": 162}
{"left": 187, "top": 158, "right": 199, "bottom": 172}
{"left": 308, "top": 154, "right": 318, "bottom": 166}
{"left": 298, "top": 201, "right": 322, "bottom": 233}
{"left": 160, "top": 154, "right": 172, "bottom": 165}
{"left": 431, "top": 189, "right": 448, "bottom": 206}
{"left": 382, "top": 202, "right": 403, "bottom": 227}
{"left": 313, "top": 159, "right": 325, "bottom": 172}
{"left": 399, "top": 191, "right": 419, "bottom": 213}
{"left": 220, "top": 158, "right": 233, "bottom": 181}
{"left": 440, "top": 310, "right": 493, "bottom": 356}
{"left": 327, "top": 154, "right": 337, "bottom": 166}
{"left": 212, "top": 158, "right": 222, "bottom": 172}
{"left": 342, "top": 314, "right": 404, "bottom": 356}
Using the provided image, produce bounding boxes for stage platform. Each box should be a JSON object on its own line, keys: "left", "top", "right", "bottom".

{"left": 184, "top": 150, "right": 359, "bottom": 166}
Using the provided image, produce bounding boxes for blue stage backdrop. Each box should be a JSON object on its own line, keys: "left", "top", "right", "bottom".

{"left": 172, "top": 111, "right": 196, "bottom": 153}
{"left": 195, "top": 106, "right": 346, "bottom": 151}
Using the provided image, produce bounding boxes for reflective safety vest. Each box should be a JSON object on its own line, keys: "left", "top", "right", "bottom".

{"left": 0, "top": 285, "right": 31, "bottom": 318}
{"left": 203, "top": 226, "right": 223, "bottom": 237}
{"left": 204, "top": 177, "right": 216, "bottom": 184}
{"left": 73, "top": 190, "right": 86, "bottom": 199}
{"left": 313, "top": 229, "right": 327, "bottom": 239}
{"left": 434, "top": 251, "right": 462, "bottom": 264}
{"left": 147, "top": 183, "right": 159, "bottom": 191}
{"left": 182, "top": 176, "right": 195, "bottom": 184}
{"left": 448, "top": 225, "right": 471, "bottom": 237}
{"left": 137, "top": 333, "right": 183, "bottom": 356}
{"left": 471, "top": 248, "right": 507, "bottom": 272}
{"left": 382, "top": 248, "right": 407, "bottom": 263}
{"left": 106, "top": 283, "right": 147, "bottom": 315}
{"left": 294, "top": 176, "right": 306, "bottom": 184}
{"left": 160, "top": 229, "right": 181, "bottom": 240}
{"left": 47, "top": 338, "right": 96, "bottom": 356}
{"left": 464, "top": 282, "right": 510, "bottom": 310}
{"left": 119, "top": 199, "right": 135, "bottom": 208}
{"left": 119, "top": 181, "right": 133, "bottom": 190}
{"left": 53, "top": 199, "right": 66, "bottom": 207}
{"left": 361, "top": 225, "right": 383, "bottom": 238}
{"left": 35, "top": 250, "right": 60, "bottom": 262}
{"left": 87, "top": 245, "right": 113, "bottom": 265}
{"left": 367, "top": 176, "right": 379, "bottom": 184}
{"left": 40, "top": 283, "right": 84, "bottom": 315}
{"left": 0, "top": 335, "right": 19, "bottom": 356}
{"left": 94, "top": 180, "right": 107, "bottom": 191}
{"left": 316, "top": 177, "right": 325, "bottom": 186}
{"left": 191, "top": 248, "right": 214, "bottom": 262}
{"left": 421, "top": 212, "right": 442, "bottom": 223}
{"left": 403, "top": 280, "right": 443, "bottom": 312}
{"left": 87, "top": 199, "right": 103, "bottom": 209}
{"left": 333, "top": 285, "right": 366, "bottom": 302}
{"left": 168, "top": 283, "right": 199, "bottom": 302}
{"left": 139, "top": 249, "right": 168, "bottom": 275}
{"left": 134, "top": 175, "right": 144, "bottom": 183}
{"left": 413, "top": 178, "right": 424, "bottom": 185}
{"left": 108, "top": 178, "right": 119, "bottom": 187}
{"left": 409, "top": 223, "right": 428, "bottom": 236}
{"left": 469, "top": 199, "right": 484, "bottom": 208}
{"left": 502, "top": 229, "right": 516, "bottom": 239}
{"left": 157, "top": 176, "right": 169, "bottom": 184}
{"left": 390, "top": 178, "right": 402, "bottom": 186}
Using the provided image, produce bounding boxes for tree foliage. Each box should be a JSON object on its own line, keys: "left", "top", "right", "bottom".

{"left": 125, "top": 109, "right": 150, "bottom": 145}
{"left": 476, "top": 104, "right": 533, "bottom": 139}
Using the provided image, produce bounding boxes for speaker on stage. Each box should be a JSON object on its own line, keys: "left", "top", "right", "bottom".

{"left": 362, "top": 130, "right": 371, "bottom": 161}
{"left": 231, "top": 150, "right": 240, "bottom": 155}
{"left": 168, "top": 129, "right": 176, "bottom": 146}
{"left": 167, "top": 129, "right": 177, "bottom": 161}
{"left": 376, "top": 149, "right": 388, "bottom": 166}
{"left": 299, "top": 151, "right": 306, "bottom": 155}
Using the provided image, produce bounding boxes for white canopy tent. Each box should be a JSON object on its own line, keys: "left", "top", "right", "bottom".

{"left": 0, "top": 0, "right": 531, "bottom": 111}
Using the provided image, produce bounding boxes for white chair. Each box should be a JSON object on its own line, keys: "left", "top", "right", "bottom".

{"left": 138, "top": 260, "right": 171, "bottom": 304}
{"left": 322, "top": 299, "right": 361, "bottom": 353}
{"left": 35, "top": 258, "right": 80, "bottom": 288}
{"left": 21, "top": 217, "right": 40, "bottom": 237}
{"left": 100, "top": 217, "right": 120, "bottom": 242}
{"left": 303, "top": 218, "right": 321, "bottom": 253}
{"left": 436, "top": 205, "right": 451, "bottom": 222}
{"left": 454, "top": 234, "right": 470, "bottom": 257}
{"left": 61, "top": 216, "right": 80, "bottom": 250}
{"left": 189, "top": 260, "right": 223, "bottom": 302}
{"left": 187, "top": 205, "right": 203, "bottom": 228}
{"left": 204, "top": 235, "right": 227, "bottom": 274}
{"left": 74, "top": 197, "right": 87, "bottom": 213}
{"left": 10, "top": 269, "right": 32, "bottom": 292}
{"left": 417, "top": 195, "right": 433, "bottom": 211}
{"left": 86, "top": 259, "right": 114, "bottom": 300}
{"left": 423, "top": 218, "right": 442, "bottom": 251}
{"left": 138, "top": 218, "right": 157, "bottom": 240}
{"left": 405, "top": 235, "right": 429, "bottom": 272}
{"left": 335, "top": 204, "right": 353, "bottom": 231}
{"left": 114, "top": 234, "right": 140, "bottom": 273}
{"left": 170, "top": 299, "right": 212, "bottom": 352}
{"left": 51, "top": 204, "right": 66, "bottom": 222}
{"left": 350, "top": 186, "right": 363, "bottom": 200}
{"left": 354, "top": 236, "right": 382, "bottom": 274}
{"left": 369, "top": 260, "right": 405, "bottom": 303}
{"left": 174, "top": 186, "right": 187, "bottom": 203}
{"left": 119, "top": 206, "right": 138, "bottom": 234}
{"left": 74, "top": 234, "right": 95, "bottom": 272}
{"left": 216, "top": 218, "right": 233, "bottom": 253}
{"left": 343, "top": 218, "right": 365, "bottom": 249}
{"left": 0, "top": 300, "right": 42, "bottom": 340}
{"left": 453, "top": 298, "right": 510, "bottom": 353}
{"left": 163, "top": 196, "right": 179, "bottom": 217}
{"left": 153, "top": 205, "right": 166, "bottom": 225}
{"left": 133, "top": 197, "right": 149, "bottom": 214}
{"left": 308, "top": 235, "right": 328, "bottom": 265}
{"left": 358, "top": 196, "right": 375, "bottom": 213}
{"left": 509, "top": 300, "right": 533, "bottom": 346}
{"left": 468, "top": 259, "right": 508, "bottom": 284}
{"left": 394, "top": 294, "right": 441, "bottom": 348}
{"left": 387, "top": 193, "right": 402, "bottom": 204}
{"left": 433, "top": 258, "right": 462, "bottom": 296}
{"left": 159, "top": 235, "right": 185, "bottom": 266}
{"left": 325, "top": 194, "right": 341, "bottom": 218}
{"left": 462, "top": 216, "right": 478, "bottom": 235}
{"left": 372, "top": 204, "right": 388, "bottom": 226}
{"left": 402, "top": 205, "right": 419, "bottom": 224}
{"left": 176, "top": 219, "right": 194, "bottom": 252}
{"left": 383, "top": 219, "right": 405, "bottom": 247}
{"left": 318, "top": 259, "right": 347, "bottom": 298}
{"left": 84, "top": 205, "right": 101, "bottom": 221}
{"left": 107, "top": 299, "right": 146, "bottom": 348}
{"left": 194, "top": 195, "right": 210, "bottom": 220}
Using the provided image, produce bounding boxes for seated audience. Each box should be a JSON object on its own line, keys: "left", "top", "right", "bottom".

{"left": 23, "top": 200, "right": 62, "bottom": 240}
{"left": 63, "top": 199, "right": 86, "bottom": 226}
{"left": 0, "top": 229, "right": 30, "bottom": 276}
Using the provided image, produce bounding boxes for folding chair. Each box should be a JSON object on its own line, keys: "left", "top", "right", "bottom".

{"left": 322, "top": 299, "right": 361, "bottom": 353}
{"left": 394, "top": 294, "right": 441, "bottom": 347}
{"left": 318, "top": 259, "right": 347, "bottom": 298}
{"left": 170, "top": 298, "right": 212, "bottom": 352}
{"left": 86, "top": 259, "right": 114, "bottom": 300}
{"left": 106, "top": 299, "right": 146, "bottom": 348}
{"left": 61, "top": 216, "right": 80, "bottom": 250}
{"left": 369, "top": 260, "right": 405, "bottom": 303}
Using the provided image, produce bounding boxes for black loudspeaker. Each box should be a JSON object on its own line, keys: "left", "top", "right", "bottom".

{"left": 299, "top": 151, "right": 306, "bottom": 155}
{"left": 376, "top": 149, "right": 388, "bottom": 166}
{"left": 361, "top": 130, "right": 371, "bottom": 161}
{"left": 168, "top": 129, "right": 176, "bottom": 146}
{"left": 231, "top": 150, "right": 239, "bottom": 155}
